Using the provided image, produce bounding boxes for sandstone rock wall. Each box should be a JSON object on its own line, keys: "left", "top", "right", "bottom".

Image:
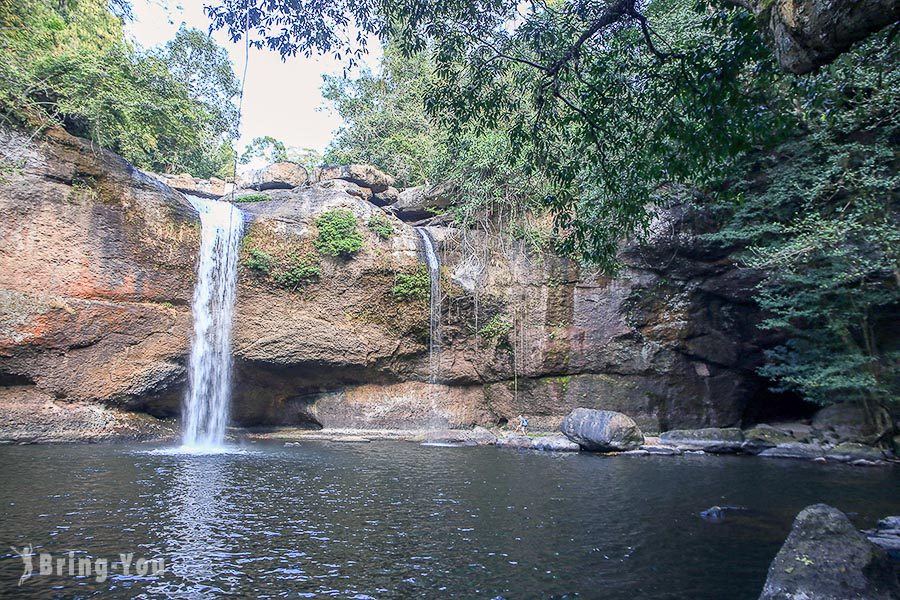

{"left": 0, "top": 127, "right": 198, "bottom": 439}
{"left": 0, "top": 129, "right": 781, "bottom": 440}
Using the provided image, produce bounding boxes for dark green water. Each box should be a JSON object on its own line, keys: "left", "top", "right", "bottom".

{"left": 0, "top": 441, "right": 897, "bottom": 598}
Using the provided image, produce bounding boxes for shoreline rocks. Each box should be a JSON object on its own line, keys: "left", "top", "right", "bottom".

{"left": 659, "top": 427, "right": 743, "bottom": 453}
{"left": 758, "top": 442, "right": 826, "bottom": 460}
{"left": 531, "top": 434, "right": 580, "bottom": 452}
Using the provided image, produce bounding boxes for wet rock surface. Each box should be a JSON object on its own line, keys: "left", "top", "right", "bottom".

{"left": 865, "top": 516, "right": 900, "bottom": 558}
{"left": 496, "top": 434, "right": 533, "bottom": 449}
{"left": 758, "top": 442, "right": 827, "bottom": 460}
{"left": 531, "top": 434, "right": 580, "bottom": 452}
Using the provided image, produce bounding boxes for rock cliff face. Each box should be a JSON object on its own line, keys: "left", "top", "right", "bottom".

{"left": 739, "top": 0, "right": 900, "bottom": 74}
{"left": 0, "top": 127, "right": 197, "bottom": 440}
{"left": 0, "top": 128, "right": 782, "bottom": 440}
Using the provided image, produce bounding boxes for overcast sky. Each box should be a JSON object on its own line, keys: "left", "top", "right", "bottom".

{"left": 126, "top": 0, "right": 380, "bottom": 154}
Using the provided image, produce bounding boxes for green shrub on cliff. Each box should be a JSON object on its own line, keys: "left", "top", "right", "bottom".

{"left": 244, "top": 247, "right": 320, "bottom": 291}
{"left": 244, "top": 249, "right": 274, "bottom": 273}
{"left": 479, "top": 314, "right": 512, "bottom": 341}
{"left": 391, "top": 265, "right": 430, "bottom": 301}
{"left": 233, "top": 193, "right": 269, "bottom": 203}
{"left": 367, "top": 213, "right": 395, "bottom": 240}
{"left": 273, "top": 253, "right": 321, "bottom": 291}
{"left": 314, "top": 209, "right": 363, "bottom": 257}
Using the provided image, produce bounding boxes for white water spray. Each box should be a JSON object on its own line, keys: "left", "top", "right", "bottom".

{"left": 182, "top": 195, "right": 243, "bottom": 449}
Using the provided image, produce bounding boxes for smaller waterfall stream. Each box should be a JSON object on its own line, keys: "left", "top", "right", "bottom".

{"left": 416, "top": 228, "right": 442, "bottom": 383}
{"left": 182, "top": 195, "right": 244, "bottom": 449}
{"left": 416, "top": 227, "right": 450, "bottom": 434}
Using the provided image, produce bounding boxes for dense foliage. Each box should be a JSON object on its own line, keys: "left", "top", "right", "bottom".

{"left": 367, "top": 213, "right": 395, "bottom": 239}
{"left": 322, "top": 47, "right": 443, "bottom": 187}
{"left": 710, "top": 36, "right": 899, "bottom": 411}
{"left": 240, "top": 135, "right": 323, "bottom": 175}
{"left": 0, "top": 0, "right": 240, "bottom": 177}
{"left": 324, "top": 47, "right": 552, "bottom": 233}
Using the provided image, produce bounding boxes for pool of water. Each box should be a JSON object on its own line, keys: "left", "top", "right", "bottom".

{"left": 0, "top": 441, "right": 897, "bottom": 598}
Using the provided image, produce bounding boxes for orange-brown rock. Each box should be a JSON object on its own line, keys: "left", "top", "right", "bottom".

{"left": 0, "top": 126, "right": 198, "bottom": 440}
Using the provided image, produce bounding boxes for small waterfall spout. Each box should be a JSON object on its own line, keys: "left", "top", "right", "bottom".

{"left": 182, "top": 195, "right": 244, "bottom": 449}
{"left": 416, "top": 228, "right": 442, "bottom": 383}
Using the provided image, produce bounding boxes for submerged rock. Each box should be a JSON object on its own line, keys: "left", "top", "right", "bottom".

{"left": 741, "top": 425, "right": 796, "bottom": 454}
{"left": 658, "top": 427, "right": 743, "bottom": 453}
{"left": 496, "top": 434, "right": 533, "bottom": 449}
{"left": 531, "top": 435, "right": 580, "bottom": 452}
{"left": 758, "top": 504, "right": 900, "bottom": 600}
{"left": 700, "top": 505, "right": 747, "bottom": 523}
{"left": 560, "top": 408, "right": 644, "bottom": 452}
{"left": 641, "top": 445, "right": 682, "bottom": 456}
{"left": 825, "top": 442, "right": 886, "bottom": 463}
{"left": 758, "top": 443, "right": 825, "bottom": 460}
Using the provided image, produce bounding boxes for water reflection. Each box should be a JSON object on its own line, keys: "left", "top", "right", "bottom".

{"left": 0, "top": 443, "right": 897, "bottom": 599}
{"left": 148, "top": 456, "right": 237, "bottom": 597}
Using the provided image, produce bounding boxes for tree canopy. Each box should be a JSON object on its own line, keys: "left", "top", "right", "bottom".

{"left": 0, "top": 0, "right": 240, "bottom": 178}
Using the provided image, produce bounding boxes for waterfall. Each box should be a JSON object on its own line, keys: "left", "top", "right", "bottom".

{"left": 182, "top": 195, "right": 244, "bottom": 449}
{"left": 416, "top": 228, "right": 442, "bottom": 384}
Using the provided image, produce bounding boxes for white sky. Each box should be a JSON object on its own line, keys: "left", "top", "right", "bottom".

{"left": 125, "top": 0, "right": 381, "bottom": 154}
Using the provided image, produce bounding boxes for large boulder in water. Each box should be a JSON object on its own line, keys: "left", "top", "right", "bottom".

{"left": 759, "top": 504, "right": 900, "bottom": 600}
{"left": 560, "top": 408, "right": 644, "bottom": 451}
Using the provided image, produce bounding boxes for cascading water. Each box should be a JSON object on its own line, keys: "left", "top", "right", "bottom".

{"left": 415, "top": 227, "right": 451, "bottom": 436}
{"left": 182, "top": 195, "right": 244, "bottom": 449}
{"left": 416, "top": 228, "right": 442, "bottom": 384}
